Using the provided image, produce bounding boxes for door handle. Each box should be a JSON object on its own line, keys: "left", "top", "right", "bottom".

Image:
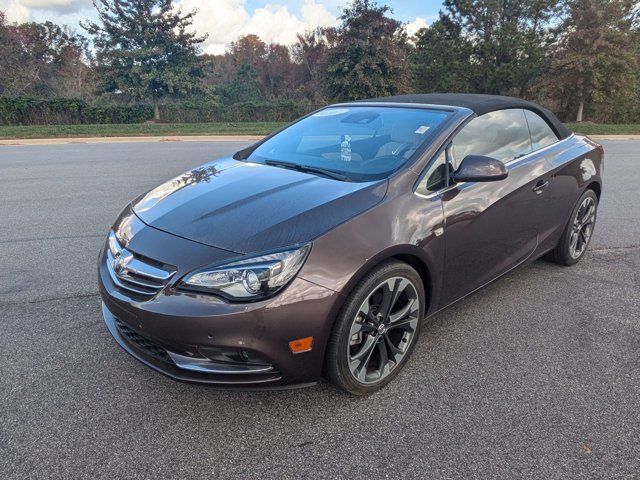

{"left": 533, "top": 179, "right": 549, "bottom": 194}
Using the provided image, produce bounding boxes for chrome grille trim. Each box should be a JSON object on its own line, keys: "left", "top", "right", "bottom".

{"left": 107, "top": 231, "right": 175, "bottom": 296}
{"left": 123, "top": 257, "right": 174, "bottom": 281}
{"left": 110, "top": 265, "right": 162, "bottom": 289}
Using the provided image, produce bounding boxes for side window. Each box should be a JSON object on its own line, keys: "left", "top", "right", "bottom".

{"left": 450, "top": 109, "right": 532, "bottom": 167}
{"left": 524, "top": 109, "right": 559, "bottom": 151}
{"left": 416, "top": 150, "right": 447, "bottom": 195}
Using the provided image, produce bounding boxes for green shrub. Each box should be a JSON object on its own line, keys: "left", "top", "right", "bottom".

{"left": 0, "top": 96, "right": 323, "bottom": 125}
{"left": 0, "top": 96, "right": 153, "bottom": 125}
{"left": 161, "top": 100, "right": 321, "bottom": 123}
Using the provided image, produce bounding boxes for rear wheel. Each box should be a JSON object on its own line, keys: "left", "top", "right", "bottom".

{"left": 325, "top": 260, "right": 425, "bottom": 395}
{"left": 546, "top": 189, "right": 598, "bottom": 266}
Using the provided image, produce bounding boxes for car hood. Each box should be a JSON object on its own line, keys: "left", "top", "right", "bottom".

{"left": 132, "top": 158, "right": 387, "bottom": 254}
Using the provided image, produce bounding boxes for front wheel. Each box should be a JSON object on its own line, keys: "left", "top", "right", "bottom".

{"left": 546, "top": 189, "right": 598, "bottom": 266}
{"left": 325, "top": 260, "right": 425, "bottom": 395}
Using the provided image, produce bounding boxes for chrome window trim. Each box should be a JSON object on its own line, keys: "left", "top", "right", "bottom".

{"left": 330, "top": 101, "right": 468, "bottom": 114}
{"left": 414, "top": 133, "right": 575, "bottom": 200}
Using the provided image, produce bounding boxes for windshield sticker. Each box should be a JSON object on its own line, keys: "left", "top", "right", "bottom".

{"left": 415, "top": 125, "right": 430, "bottom": 134}
{"left": 313, "top": 108, "right": 350, "bottom": 117}
{"left": 340, "top": 135, "right": 352, "bottom": 162}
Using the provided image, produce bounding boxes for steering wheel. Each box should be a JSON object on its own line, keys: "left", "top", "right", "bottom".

{"left": 393, "top": 142, "right": 415, "bottom": 159}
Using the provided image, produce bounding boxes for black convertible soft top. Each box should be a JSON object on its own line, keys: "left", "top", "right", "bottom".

{"left": 362, "top": 93, "right": 572, "bottom": 140}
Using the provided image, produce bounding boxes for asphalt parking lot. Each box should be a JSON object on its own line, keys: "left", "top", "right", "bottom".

{"left": 1, "top": 139, "right": 638, "bottom": 479}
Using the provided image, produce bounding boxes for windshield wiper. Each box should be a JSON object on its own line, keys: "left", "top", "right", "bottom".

{"left": 264, "top": 159, "right": 351, "bottom": 182}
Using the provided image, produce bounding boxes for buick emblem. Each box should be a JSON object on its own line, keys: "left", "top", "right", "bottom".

{"left": 112, "top": 251, "right": 132, "bottom": 275}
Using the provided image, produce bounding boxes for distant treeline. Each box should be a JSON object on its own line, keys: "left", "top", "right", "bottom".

{"left": 0, "top": 0, "right": 638, "bottom": 125}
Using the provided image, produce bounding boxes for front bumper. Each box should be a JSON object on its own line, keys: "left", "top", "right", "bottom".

{"left": 98, "top": 218, "right": 342, "bottom": 388}
{"left": 102, "top": 302, "right": 299, "bottom": 387}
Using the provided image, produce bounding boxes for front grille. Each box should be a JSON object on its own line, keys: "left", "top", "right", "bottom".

{"left": 115, "top": 318, "right": 173, "bottom": 364}
{"left": 106, "top": 231, "right": 175, "bottom": 297}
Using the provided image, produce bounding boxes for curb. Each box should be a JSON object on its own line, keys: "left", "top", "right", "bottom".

{"left": 0, "top": 135, "right": 264, "bottom": 146}
{"left": 587, "top": 134, "right": 640, "bottom": 141}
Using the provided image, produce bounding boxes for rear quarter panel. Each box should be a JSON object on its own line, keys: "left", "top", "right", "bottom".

{"left": 537, "top": 135, "right": 603, "bottom": 253}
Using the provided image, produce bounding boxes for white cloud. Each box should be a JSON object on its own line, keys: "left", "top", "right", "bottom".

{"left": 22, "top": 0, "right": 80, "bottom": 7}
{"left": 2, "top": 0, "right": 91, "bottom": 23}
{"left": 178, "top": 0, "right": 338, "bottom": 54}
{"left": 1, "top": 0, "right": 31, "bottom": 22}
{"left": 300, "top": 0, "right": 338, "bottom": 28}
{"left": 2, "top": 0, "right": 339, "bottom": 52}
{"left": 177, "top": 0, "right": 248, "bottom": 54}
{"left": 405, "top": 16, "right": 430, "bottom": 38}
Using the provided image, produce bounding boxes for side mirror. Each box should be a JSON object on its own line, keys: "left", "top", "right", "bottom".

{"left": 451, "top": 155, "right": 508, "bottom": 183}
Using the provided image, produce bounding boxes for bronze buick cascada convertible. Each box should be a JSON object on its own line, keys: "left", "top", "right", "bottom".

{"left": 99, "top": 94, "right": 603, "bottom": 394}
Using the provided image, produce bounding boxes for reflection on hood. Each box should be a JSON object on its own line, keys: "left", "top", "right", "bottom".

{"left": 133, "top": 158, "right": 387, "bottom": 253}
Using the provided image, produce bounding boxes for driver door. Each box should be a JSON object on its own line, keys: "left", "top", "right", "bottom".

{"left": 438, "top": 109, "right": 545, "bottom": 307}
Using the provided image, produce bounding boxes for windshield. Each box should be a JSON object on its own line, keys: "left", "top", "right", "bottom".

{"left": 245, "top": 106, "right": 452, "bottom": 182}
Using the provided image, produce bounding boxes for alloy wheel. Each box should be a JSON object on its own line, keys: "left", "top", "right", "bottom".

{"left": 347, "top": 276, "right": 420, "bottom": 385}
{"left": 569, "top": 196, "right": 596, "bottom": 259}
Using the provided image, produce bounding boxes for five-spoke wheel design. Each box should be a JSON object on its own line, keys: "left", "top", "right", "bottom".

{"left": 347, "top": 277, "right": 420, "bottom": 384}
{"left": 569, "top": 195, "right": 596, "bottom": 260}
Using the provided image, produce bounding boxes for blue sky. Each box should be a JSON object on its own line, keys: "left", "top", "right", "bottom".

{"left": 1, "top": 0, "right": 444, "bottom": 53}
{"left": 391, "top": 1, "right": 441, "bottom": 21}
{"left": 243, "top": 0, "right": 443, "bottom": 21}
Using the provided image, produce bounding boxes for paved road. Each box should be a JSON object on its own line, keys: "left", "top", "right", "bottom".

{"left": 1, "top": 140, "right": 638, "bottom": 479}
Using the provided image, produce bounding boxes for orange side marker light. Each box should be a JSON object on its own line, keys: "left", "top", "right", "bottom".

{"left": 289, "top": 336, "right": 314, "bottom": 354}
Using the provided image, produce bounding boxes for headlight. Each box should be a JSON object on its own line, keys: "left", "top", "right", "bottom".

{"left": 179, "top": 244, "right": 311, "bottom": 301}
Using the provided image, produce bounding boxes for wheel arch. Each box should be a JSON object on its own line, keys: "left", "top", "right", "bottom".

{"left": 391, "top": 253, "right": 434, "bottom": 311}
{"left": 586, "top": 181, "right": 601, "bottom": 202}
{"left": 320, "top": 245, "right": 438, "bottom": 381}
{"left": 331, "top": 245, "right": 438, "bottom": 320}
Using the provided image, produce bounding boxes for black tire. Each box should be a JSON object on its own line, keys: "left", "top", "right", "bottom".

{"left": 545, "top": 189, "right": 598, "bottom": 266}
{"left": 325, "top": 260, "right": 425, "bottom": 395}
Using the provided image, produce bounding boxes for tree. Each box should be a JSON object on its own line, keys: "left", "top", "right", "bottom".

{"left": 217, "top": 61, "right": 264, "bottom": 104}
{"left": 549, "top": 0, "right": 638, "bottom": 121}
{"left": 228, "top": 34, "right": 299, "bottom": 98}
{"left": 229, "top": 34, "right": 267, "bottom": 67}
{"left": 83, "top": 0, "right": 206, "bottom": 121}
{"left": 200, "top": 52, "right": 235, "bottom": 90}
{"left": 263, "top": 43, "right": 295, "bottom": 97}
{"left": 0, "top": 15, "right": 92, "bottom": 97}
{"left": 54, "top": 32, "right": 93, "bottom": 98}
{"left": 324, "top": 0, "right": 411, "bottom": 101}
{"left": 292, "top": 28, "right": 330, "bottom": 100}
{"left": 437, "top": 0, "right": 561, "bottom": 96}
{"left": 409, "top": 15, "right": 473, "bottom": 93}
